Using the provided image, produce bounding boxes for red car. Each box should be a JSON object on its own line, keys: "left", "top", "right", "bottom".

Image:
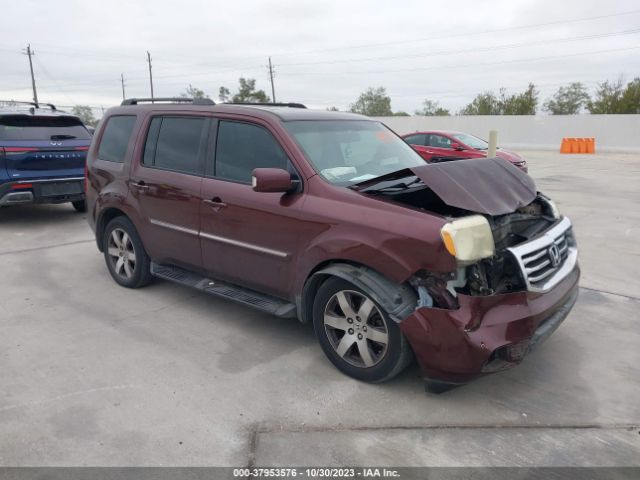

{"left": 87, "top": 99, "right": 578, "bottom": 392}
{"left": 402, "top": 130, "right": 528, "bottom": 173}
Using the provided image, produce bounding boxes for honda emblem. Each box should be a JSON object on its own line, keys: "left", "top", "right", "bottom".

{"left": 548, "top": 244, "right": 561, "bottom": 268}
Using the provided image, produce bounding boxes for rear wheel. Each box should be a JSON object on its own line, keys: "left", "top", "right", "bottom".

{"left": 103, "top": 216, "right": 152, "bottom": 288}
{"left": 71, "top": 200, "right": 86, "bottom": 212}
{"left": 313, "top": 277, "right": 413, "bottom": 383}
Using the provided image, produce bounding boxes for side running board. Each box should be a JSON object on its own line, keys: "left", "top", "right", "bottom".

{"left": 150, "top": 263, "right": 297, "bottom": 319}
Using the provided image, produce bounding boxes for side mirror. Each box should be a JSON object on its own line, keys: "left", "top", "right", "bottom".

{"left": 251, "top": 168, "right": 294, "bottom": 193}
{"left": 450, "top": 142, "right": 464, "bottom": 151}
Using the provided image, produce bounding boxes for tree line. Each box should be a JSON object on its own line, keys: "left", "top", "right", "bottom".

{"left": 349, "top": 76, "right": 640, "bottom": 116}
{"left": 69, "top": 75, "right": 640, "bottom": 126}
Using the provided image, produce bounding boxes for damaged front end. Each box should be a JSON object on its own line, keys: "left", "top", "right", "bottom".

{"left": 356, "top": 158, "right": 581, "bottom": 391}
{"left": 443, "top": 196, "right": 577, "bottom": 300}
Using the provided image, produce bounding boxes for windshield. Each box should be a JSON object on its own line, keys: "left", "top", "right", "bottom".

{"left": 284, "top": 120, "right": 425, "bottom": 185}
{"left": 451, "top": 133, "right": 488, "bottom": 150}
{"left": 0, "top": 115, "right": 91, "bottom": 141}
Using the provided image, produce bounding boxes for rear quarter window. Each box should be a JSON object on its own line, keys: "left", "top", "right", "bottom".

{"left": 403, "top": 134, "right": 426, "bottom": 146}
{"left": 97, "top": 115, "right": 137, "bottom": 163}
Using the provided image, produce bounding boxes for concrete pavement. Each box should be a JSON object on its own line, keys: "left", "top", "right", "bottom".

{"left": 0, "top": 151, "right": 638, "bottom": 467}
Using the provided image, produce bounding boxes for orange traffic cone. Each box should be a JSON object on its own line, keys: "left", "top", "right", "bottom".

{"left": 570, "top": 138, "right": 580, "bottom": 153}
{"left": 586, "top": 138, "right": 595, "bottom": 153}
{"left": 560, "top": 138, "right": 571, "bottom": 153}
{"left": 578, "top": 138, "right": 588, "bottom": 153}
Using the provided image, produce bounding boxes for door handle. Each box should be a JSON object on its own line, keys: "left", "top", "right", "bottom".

{"left": 131, "top": 181, "right": 150, "bottom": 191}
{"left": 203, "top": 197, "right": 227, "bottom": 209}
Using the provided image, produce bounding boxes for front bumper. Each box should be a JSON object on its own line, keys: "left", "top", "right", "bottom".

{"left": 399, "top": 263, "right": 580, "bottom": 386}
{"left": 0, "top": 177, "right": 84, "bottom": 206}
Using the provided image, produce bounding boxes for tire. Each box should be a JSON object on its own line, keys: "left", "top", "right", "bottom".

{"left": 71, "top": 200, "right": 86, "bottom": 212}
{"left": 103, "top": 216, "right": 152, "bottom": 288}
{"left": 313, "top": 277, "right": 413, "bottom": 383}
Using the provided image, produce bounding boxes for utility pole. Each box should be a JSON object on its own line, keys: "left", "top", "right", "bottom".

{"left": 22, "top": 44, "right": 39, "bottom": 105}
{"left": 267, "top": 57, "right": 276, "bottom": 103}
{"left": 121, "top": 73, "right": 126, "bottom": 100}
{"left": 146, "top": 51, "right": 154, "bottom": 101}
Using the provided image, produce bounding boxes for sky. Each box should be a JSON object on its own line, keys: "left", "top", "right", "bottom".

{"left": 1, "top": 0, "right": 639, "bottom": 117}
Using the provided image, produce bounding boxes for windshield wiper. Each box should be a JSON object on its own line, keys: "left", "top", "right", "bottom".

{"left": 50, "top": 134, "right": 76, "bottom": 140}
{"left": 360, "top": 176, "right": 423, "bottom": 194}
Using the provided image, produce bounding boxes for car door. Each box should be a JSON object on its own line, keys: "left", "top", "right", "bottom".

{"left": 403, "top": 133, "right": 432, "bottom": 161}
{"left": 426, "top": 134, "right": 463, "bottom": 162}
{"left": 128, "top": 114, "right": 208, "bottom": 269}
{"left": 199, "top": 118, "right": 304, "bottom": 299}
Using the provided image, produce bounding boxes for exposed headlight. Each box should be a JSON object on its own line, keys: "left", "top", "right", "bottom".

{"left": 546, "top": 198, "right": 560, "bottom": 219}
{"left": 440, "top": 215, "right": 495, "bottom": 264}
{"left": 539, "top": 195, "right": 560, "bottom": 219}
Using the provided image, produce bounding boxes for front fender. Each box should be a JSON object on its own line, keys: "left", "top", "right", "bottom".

{"left": 298, "top": 262, "right": 418, "bottom": 324}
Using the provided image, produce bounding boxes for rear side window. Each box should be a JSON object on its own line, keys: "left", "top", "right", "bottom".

{"left": 142, "top": 116, "right": 205, "bottom": 175}
{"left": 98, "top": 115, "right": 136, "bottom": 163}
{"left": 215, "top": 121, "right": 288, "bottom": 183}
{"left": 0, "top": 115, "right": 91, "bottom": 141}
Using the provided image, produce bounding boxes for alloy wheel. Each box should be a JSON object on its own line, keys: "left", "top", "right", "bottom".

{"left": 323, "top": 289, "right": 389, "bottom": 368}
{"left": 107, "top": 227, "right": 137, "bottom": 280}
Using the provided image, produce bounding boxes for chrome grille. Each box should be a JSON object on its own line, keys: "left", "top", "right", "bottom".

{"left": 507, "top": 217, "right": 578, "bottom": 292}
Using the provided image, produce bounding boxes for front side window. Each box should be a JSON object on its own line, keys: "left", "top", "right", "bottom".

{"left": 428, "top": 134, "right": 452, "bottom": 149}
{"left": 98, "top": 115, "right": 136, "bottom": 163}
{"left": 142, "top": 116, "right": 205, "bottom": 175}
{"left": 285, "top": 120, "right": 424, "bottom": 185}
{"left": 215, "top": 121, "right": 288, "bottom": 183}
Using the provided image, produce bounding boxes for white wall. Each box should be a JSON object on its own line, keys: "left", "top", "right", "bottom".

{"left": 372, "top": 114, "right": 640, "bottom": 152}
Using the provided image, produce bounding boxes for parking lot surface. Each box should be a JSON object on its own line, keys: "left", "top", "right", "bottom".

{"left": 0, "top": 150, "right": 639, "bottom": 467}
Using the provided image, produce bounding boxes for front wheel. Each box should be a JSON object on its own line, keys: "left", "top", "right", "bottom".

{"left": 313, "top": 277, "right": 413, "bottom": 383}
{"left": 103, "top": 216, "right": 152, "bottom": 288}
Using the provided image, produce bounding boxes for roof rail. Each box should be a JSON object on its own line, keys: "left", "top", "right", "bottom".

{"left": 121, "top": 97, "right": 215, "bottom": 106}
{"left": 0, "top": 100, "right": 57, "bottom": 111}
{"left": 224, "top": 102, "right": 307, "bottom": 109}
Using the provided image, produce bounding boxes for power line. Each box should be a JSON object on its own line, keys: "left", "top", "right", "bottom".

{"left": 258, "top": 8, "right": 640, "bottom": 58}
{"left": 4, "top": 8, "right": 639, "bottom": 68}
{"left": 277, "top": 28, "right": 640, "bottom": 67}
{"left": 2, "top": 8, "right": 636, "bottom": 95}
{"left": 282, "top": 45, "right": 640, "bottom": 76}
{"left": 12, "top": 25, "right": 638, "bottom": 91}
{"left": 31, "top": 55, "right": 77, "bottom": 105}
{"left": 129, "top": 8, "right": 640, "bottom": 69}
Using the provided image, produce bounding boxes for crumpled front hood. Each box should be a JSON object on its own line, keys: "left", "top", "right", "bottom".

{"left": 409, "top": 157, "right": 536, "bottom": 216}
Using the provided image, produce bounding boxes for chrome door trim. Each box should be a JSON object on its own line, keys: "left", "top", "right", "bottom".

{"left": 150, "top": 219, "right": 290, "bottom": 259}
{"left": 149, "top": 218, "right": 199, "bottom": 236}
{"left": 200, "top": 231, "right": 290, "bottom": 259}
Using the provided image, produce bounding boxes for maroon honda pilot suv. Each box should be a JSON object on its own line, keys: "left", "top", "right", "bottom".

{"left": 86, "top": 98, "right": 579, "bottom": 392}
